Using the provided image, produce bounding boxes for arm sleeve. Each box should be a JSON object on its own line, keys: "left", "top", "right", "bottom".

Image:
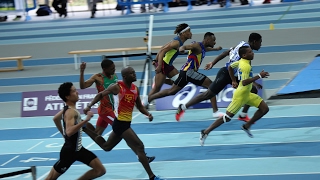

{"left": 230, "top": 61, "right": 239, "bottom": 68}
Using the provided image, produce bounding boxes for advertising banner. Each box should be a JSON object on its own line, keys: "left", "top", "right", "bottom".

{"left": 21, "top": 88, "right": 99, "bottom": 117}
{"left": 155, "top": 79, "right": 263, "bottom": 110}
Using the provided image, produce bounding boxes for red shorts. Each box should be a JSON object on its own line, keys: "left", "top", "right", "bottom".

{"left": 96, "top": 111, "right": 115, "bottom": 128}
{"left": 154, "top": 60, "right": 175, "bottom": 76}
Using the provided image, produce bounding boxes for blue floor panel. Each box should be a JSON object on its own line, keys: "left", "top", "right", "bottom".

{"left": 277, "top": 56, "right": 320, "bottom": 95}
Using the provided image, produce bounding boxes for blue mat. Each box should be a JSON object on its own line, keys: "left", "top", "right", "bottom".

{"left": 277, "top": 56, "right": 320, "bottom": 95}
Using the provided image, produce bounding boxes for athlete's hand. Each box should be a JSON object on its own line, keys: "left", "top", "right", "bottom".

{"left": 155, "top": 66, "right": 162, "bottom": 74}
{"left": 152, "top": 60, "right": 157, "bottom": 66}
{"left": 83, "top": 106, "right": 91, "bottom": 115}
{"left": 232, "top": 81, "right": 238, "bottom": 88}
{"left": 85, "top": 111, "right": 94, "bottom": 121}
{"left": 216, "top": 46, "right": 223, "bottom": 51}
{"left": 80, "top": 62, "right": 86, "bottom": 72}
{"left": 148, "top": 114, "right": 153, "bottom": 122}
{"left": 179, "top": 47, "right": 187, "bottom": 54}
{"left": 259, "top": 70, "right": 270, "bottom": 78}
{"left": 204, "top": 62, "right": 213, "bottom": 70}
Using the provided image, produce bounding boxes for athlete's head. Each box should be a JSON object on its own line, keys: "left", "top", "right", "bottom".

{"left": 203, "top": 32, "right": 216, "bottom": 48}
{"left": 101, "top": 58, "right": 115, "bottom": 76}
{"left": 174, "top": 23, "right": 192, "bottom": 39}
{"left": 248, "top": 33, "right": 262, "bottom": 51}
{"left": 58, "top": 82, "right": 79, "bottom": 103}
{"left": 239, "top": 46, "right": 254, "bottom": 60}
{"left": 121, "top": 66, "right": 137, "bottom": 83}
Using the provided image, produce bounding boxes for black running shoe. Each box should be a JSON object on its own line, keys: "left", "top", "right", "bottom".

{"left": 146, "top": 154, "right": 155, "bottom": 163}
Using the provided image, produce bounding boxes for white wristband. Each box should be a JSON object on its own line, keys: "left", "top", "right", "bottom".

{"left": 257, "top": 74, "right": 262, "bottom": 79}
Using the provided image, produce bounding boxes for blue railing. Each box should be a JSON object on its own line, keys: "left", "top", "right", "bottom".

{"left": 25, "top": 0, "right": 37, "bottom": 21}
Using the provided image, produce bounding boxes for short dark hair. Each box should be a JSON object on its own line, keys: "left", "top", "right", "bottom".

{"left": 101, "top": 58, "right": 114, "bottom": 69}
{"left": 58, "top": 82, "right": 73, "bottom": 102}
{"left": 238, "top": 46, "right": 249, "bottom": 58}
{"left": 204, "top": 32, "right": 214, "bottom": 39}
{"left": 248, "top": 33, "right": 262, "bottom": 42}
{"left": 174, "top": 23, "right": 189, "bottom": 34}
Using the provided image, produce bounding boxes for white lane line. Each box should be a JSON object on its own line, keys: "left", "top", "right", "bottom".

{"left": 26, "top": 141, "right": 44, "bottom": 151}
{"left": 1, "top": 155, "right": 19, "bottom": 166}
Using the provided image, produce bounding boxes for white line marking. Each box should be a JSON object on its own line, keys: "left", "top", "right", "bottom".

{"left": 0, "top": 127, "right": 319, "bottom": 155}
{"left": 1, "top": 126, "right": 318, "bottom": 142}
{"left": 1, "top": 155, "right": 19, "bottom": 166}
{"left": 112, "top": 171, "right": 320, "bottom": 180}
{"left": 37, "top": 171, "right": 50, "bottom": 180}
{"left": 26, "top": 141, "right": 44, "bottom": 151}
{"left": 0, "top": 113, "right": 319, "bottom": 129}
{"left": 50, "top": 131, "right": 60, "bottom": 137}
{"left": 6, "top": 155, "right": 320, "bottom": 170}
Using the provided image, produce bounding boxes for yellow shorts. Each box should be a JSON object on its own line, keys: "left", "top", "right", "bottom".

{"left": 226, "top": 92, "right": 263, "bottom": 115}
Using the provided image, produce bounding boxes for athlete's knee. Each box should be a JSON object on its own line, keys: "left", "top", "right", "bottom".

{"left": 261, "top": 105, "right": 269, "bottom": 115}
{"left": 202, "top": 90, "right": 215, "bottom": 100}
{"left": 96, "top": 138, "right": 113, "bottom": 152}
{"left": 97, "top": 167, "right": 106, "bottom": 177}
{"left": 222, "top": 114, "right": 232, "bottom": 123}
{"left": 102, "top": 144, "right": 114, "bottom": 152}
{"left": 259, "top": 101, "right": 269, "bottom": 115}
{"left": 93, "top": 165, "right": 106, "bottom": 177}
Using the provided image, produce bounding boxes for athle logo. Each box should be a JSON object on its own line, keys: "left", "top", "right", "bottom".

{"left": 124, "top": 94, "right": 134, "bottom": 103}
{"left": 23, "top": 97, "right": 38, "bottom": 111}
{"left": 61, "top": 167, "right": 67, "bottom": 172}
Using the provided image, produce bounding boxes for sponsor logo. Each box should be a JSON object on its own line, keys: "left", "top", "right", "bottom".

{"left": 23, "top": 97, "right": 38, "bottom": 111}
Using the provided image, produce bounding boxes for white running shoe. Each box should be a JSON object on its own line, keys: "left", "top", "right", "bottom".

{"left": 213, "top": 111, "right": 225, "bottom": 118}
{"left": 199, "top": 129, "right": 208, "bottom": 146}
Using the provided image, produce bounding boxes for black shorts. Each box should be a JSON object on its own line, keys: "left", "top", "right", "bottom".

{"left": 53, "top": 146, "right": 97, "bottom": 174}
{"left": 112, "top": 118, "right": 131, "bottom": 136}
{"left": 174, "top": 70, "right": 207, "bottom": 87}
{"left": 209, "top": 67, "right": 257, "bottom": 95}
{"left": 209, "top": 67, "right": 233, "bottom": 95}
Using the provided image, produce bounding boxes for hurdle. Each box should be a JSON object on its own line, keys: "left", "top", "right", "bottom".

{"left": 0, "top": 166, "right": 36, "bottom": 179}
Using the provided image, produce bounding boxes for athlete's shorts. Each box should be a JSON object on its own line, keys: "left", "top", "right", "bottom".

{"left": 209, "top": 67, "right": 234, "bottom": 95}
{"left": 154, "top": 60, "right": 175, "bottom": 76}
{"left": 54, "top": 146, "right": 97, "bottom": 174}
{"left": 174, "top": 70, "right": 207, "bottom": 87}
{"left": 112, "top": 118, "right": 131, "bottom": 136}
{"left": 209, "top": 67, "right": 258, "bottom": 95}
{"left": 226, "top": 92, "right": 263, "bottom": 115}
{"left": 96, "top": 112, "right": 115, "bottom": 128}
